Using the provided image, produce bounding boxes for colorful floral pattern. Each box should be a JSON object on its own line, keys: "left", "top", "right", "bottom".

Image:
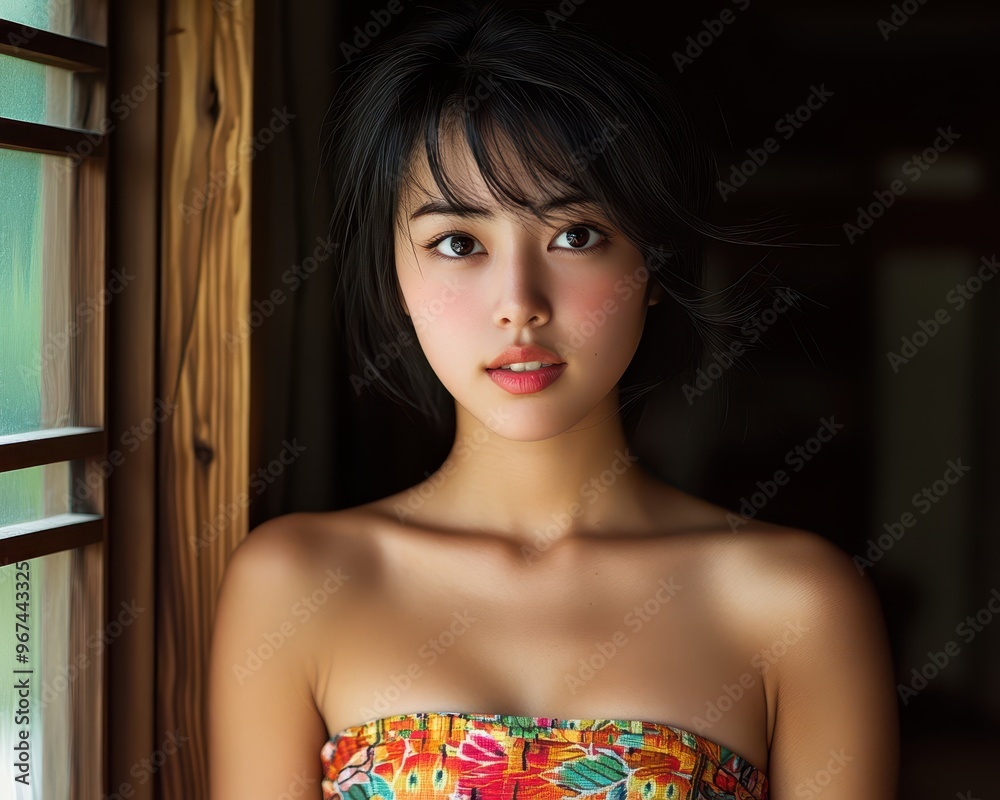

{"left": 320, "top": 711, "right": 768, "bottom": 800}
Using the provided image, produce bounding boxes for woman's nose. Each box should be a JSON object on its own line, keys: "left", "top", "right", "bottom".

{"left": 490, "top": 242, "right": 552, "bottom": 329}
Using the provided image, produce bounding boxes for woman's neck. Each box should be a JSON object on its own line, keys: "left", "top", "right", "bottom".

{"left": 397, "top": 398, "right": 667, "bottom": 547}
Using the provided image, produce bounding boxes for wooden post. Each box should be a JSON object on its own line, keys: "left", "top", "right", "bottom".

{"left": 160, "top": 0, "right": 253, "bottom": 795}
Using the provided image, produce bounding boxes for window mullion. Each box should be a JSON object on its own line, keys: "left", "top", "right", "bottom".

{"left": 0, "top": 19, "right": 106, "bottom": 72}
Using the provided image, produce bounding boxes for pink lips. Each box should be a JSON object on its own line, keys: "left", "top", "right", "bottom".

{"left": 486, "top": 344, "right": 564, "bottom": 370}
{"left": 486, "top": 363, "right": 567, "bottom": 394}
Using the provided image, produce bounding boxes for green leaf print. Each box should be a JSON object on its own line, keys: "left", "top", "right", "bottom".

{"left": 500, "top": 715, "right": 550, "bottom": 739}
{"left": 553, "top": 751, "right": 630, "bottom": 794}
{"left": 344, "top": 773, "right": 394, "bottom": 800}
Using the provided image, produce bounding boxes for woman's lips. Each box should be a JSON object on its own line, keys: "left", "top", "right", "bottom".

{"left": 486, "top": 363, "right": 567, "bottom": 394}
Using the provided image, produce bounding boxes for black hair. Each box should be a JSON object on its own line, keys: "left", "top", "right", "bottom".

{"left": 324, "top": 0, "right": 793, "bottom": 434}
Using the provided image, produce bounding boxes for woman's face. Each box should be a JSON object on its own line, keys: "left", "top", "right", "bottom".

{"left": 394, "top": 133, "right": 662, "bottom": 441}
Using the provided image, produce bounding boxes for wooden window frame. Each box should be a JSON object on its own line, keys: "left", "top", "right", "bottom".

{"left": 1, "top": 3, "right": 159, "bottom": 798}
{"left": 0, "top": 5, "right": 111, "bottom": 798}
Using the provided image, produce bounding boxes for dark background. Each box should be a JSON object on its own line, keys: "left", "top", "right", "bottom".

{"left": 248, "top": 0, "right": 1000, "bottom": 793}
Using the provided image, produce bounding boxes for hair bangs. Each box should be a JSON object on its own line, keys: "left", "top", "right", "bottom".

{"left": 404, "top": 89, "right": 607, "bottom": 226}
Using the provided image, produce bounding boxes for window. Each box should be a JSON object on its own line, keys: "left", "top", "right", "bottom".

{"left": 0, "top": 1, "right": 108, "bottom": 796}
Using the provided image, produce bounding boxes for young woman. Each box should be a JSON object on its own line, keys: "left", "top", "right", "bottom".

{"left": 208, "top": 3, "right": 899, "bottom": 799}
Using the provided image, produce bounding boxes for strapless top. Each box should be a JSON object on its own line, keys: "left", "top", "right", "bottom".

{"left": 320, "top": 711, "right": 768, "bottom": 800}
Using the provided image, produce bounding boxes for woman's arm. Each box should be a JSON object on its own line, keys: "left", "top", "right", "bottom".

{"left": 765, "top": 531, "right": 900, "bottom": 799}
{"left": 208, "top": 518, "right": 329, "bottom": 800}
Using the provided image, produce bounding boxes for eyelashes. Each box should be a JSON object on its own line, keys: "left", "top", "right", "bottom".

{"left": 422, "top": 231, "right": 486, "bottom": 259}
{"left": 419, "top": 222, "right": 614, "bottom": 262}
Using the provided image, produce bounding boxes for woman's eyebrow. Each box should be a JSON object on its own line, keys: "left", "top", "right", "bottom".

{"left": 408, "top": 192, "right": 597, "bottom": 221}
{"left": 409, "top": 199, "right": 490, "bottom": 221}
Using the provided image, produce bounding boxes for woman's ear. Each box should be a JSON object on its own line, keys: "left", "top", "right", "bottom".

{"left": 647, "top": 278, "right": 666, "bottom": 306}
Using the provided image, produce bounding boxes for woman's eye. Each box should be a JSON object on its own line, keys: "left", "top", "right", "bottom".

{"left": 551, "top": 225, "right": 607, "bottom": 251}
{"left": 432, "top": 234, "right": 485, "bottom": 258}
{"left": 424, "top": 224, "right": 610, "bottom": 260}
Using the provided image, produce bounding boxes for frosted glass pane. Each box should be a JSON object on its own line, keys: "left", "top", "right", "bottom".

{"left": 0, "top": 148, "right": 44, "bottom": 436}
{"left": 0, "top": 0, "right": 74, "bottom": 40}
{"left": 0, "top": 54, "right": 74, "bottom": 128}
{"left": 0, "top": 462, "right": 70, "bottom": 528}
{"left": 0, "top": 147, "right": 101, "bottom": 436}
{"left": 0, "top": 0, "right": 49, "bottom": 30}
{"left": 0, "top": 544, "right": 104, "bottom": 799}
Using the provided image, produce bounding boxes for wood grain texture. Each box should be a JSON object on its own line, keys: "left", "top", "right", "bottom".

{"left": 161, "top": 0, "right": 253, "bottom": 796}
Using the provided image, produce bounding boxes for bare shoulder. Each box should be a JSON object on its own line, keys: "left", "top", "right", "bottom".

{"left": 714, "top": 519, "right": 876, "bottom": 601}
{"left": 657, "top": 480, "right": 870, "bottom": 602}
{"left": 693, "top": 513, "right": 888, "bottom": 656}
{"left": 706, "top": 521, "right": 898, "bottom": 796}
{"left": 657, "top": 487, "right": 874, "bottom": 623}
{"left": 207, "top": 510, "right": 376, "bottom": 799}
{"left": 226, "top": 509, "right": 370, "bottom": 568}
{"left": 223, "top": 508, "right": 382, "bottom": 596}
{"left": 729, "top": 520, "right": 895, "bottom": 681}
{"left": 221, "top": 512, "right": 319, "bottom": 585}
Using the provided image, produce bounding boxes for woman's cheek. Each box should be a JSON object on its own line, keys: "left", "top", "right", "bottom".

{"left": 427, "top": 283, "right": 477, "bottom": 336}
{"left": 568, "top": 277, "right": 638, "bottom": 338}
{"left": 412, "top": 285, "right": 480, "bottom": 362}
{"left": 407, "top": 274, "right": 462, "bottom": 332}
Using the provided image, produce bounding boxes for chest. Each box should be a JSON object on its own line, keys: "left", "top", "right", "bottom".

{"left": 312, "top": 532, "right": 772, "bottom": 772}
